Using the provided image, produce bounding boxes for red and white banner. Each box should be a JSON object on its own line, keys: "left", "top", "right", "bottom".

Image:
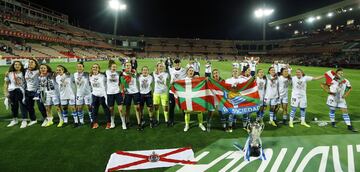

{"left": 105, "top": 147, "right": 196, "bottom": 171}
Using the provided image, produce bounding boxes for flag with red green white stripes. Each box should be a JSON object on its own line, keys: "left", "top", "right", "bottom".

{"left": 208, "top": 77, "right": 261, "bottom": 115}
{"left": 171, "top": 77, "right": 215, "bottom": 112}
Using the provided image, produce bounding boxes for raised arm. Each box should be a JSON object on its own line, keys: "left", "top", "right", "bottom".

{"left": 312, "top": 75, "right": 324, "bottom": 80}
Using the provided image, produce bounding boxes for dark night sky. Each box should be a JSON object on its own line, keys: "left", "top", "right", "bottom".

{"left": 28, "top": 0, "right": 342, "bottom": 40}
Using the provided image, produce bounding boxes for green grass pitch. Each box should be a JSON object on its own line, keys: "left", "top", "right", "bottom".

{"left": 0, "top": 59, "right": 359, "bottom": 172}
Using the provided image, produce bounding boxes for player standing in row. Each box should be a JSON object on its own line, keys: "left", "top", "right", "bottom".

{"left": 264, "top": 67, "right": 279, "bottom": 127}
{"left": 56, "top": 65, "right": 77, "bottom": 127}
{"left": 183, "top": 67, "right": 206, "bottom": 132}
{"left": 138, "top": 66, "right": 154, "bottom": 128}
{"left": 153, "top": 62, "right": 169, "bottom": 126}
{"left": 256, "top": 69, "right": 266, "bottom": 122}
{"left": 4, "top": 61, "right": 27, "bottom": 128}
{"left": 224, "top": 68, "right": 248, "bottom": 132}
{"left": 38, "top": 64, "right": 62, "bottom": 127}
{"left": 278, "top": 68, "right": 291, "bottom": 125}
{"left": 106, "top": 60, "right": 126, "bottom": 129}
{"left": 204, "top": 61, "right": 212, "bottom": 77}
{"left": 289, "top": 69, "right": 324, "bottom": 128}
{"left": 321, "top": 69, "right": 357, "bottom": 132}
{"left": 24, "top": 58, "right": 47, "bottom": 127}
{"left": 206, "top": 69, "right": 224, "bottom": 131}
{"left": 73, "top": 62, "right": 92, "bottom": 125}
{"left": 168, "top": 59, "right": 187, "bottom": 126}
{"left": 122, "top": 62, "right": 143, "bottom": 130}
{"left": 89, "top": 64, "right": 111, "bottom": 129}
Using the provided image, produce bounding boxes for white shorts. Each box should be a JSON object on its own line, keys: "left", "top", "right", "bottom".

{"left": 44, "top": 95, "right": 60, "bottom": 106}
{"left": 76, "top": 95, "right": 92, "bottom": 105}
{"left": 291, "top": 96, "right": 307, "bottom": 108}
{"left": 264, "top": 98, "right": 279, "bottom": 106}
{"left": 61, "top": 99, "right": 76, "bottom": 106}
{"left": 327, "top": 95, "right": 347, "bottom": 109}
{"left": 279, "top": 97, "right": 288, "bottom": 104}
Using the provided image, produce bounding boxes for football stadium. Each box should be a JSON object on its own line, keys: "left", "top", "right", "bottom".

{"left": 0, "top": 0, "right": 359, "bottom": 171}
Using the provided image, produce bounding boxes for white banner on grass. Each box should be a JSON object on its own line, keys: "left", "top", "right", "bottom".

{"left": 105, "top": 147, "right": 196, "bottom": 171}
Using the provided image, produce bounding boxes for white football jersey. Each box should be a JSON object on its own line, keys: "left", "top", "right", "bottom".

{"left": 329, "top": 79, "right": 351, "bottom": 100}
{"left": 205, "top": 64, "right": 212, "bottom": 73}
{"left": 56, "top": 74, "right": 75, "bottom": 99}
{"left": 25, "top": 69, "right": 40, "bottom": 92}
{"left": 123, "top": 72, "right": 139, "bottom": 94}
{"left": 291, "top": 76, "right": 313, "bottom": 97}
{"left": 139, "top": 75, "right": 153, "bottom": 94}
{"left": 89, "top": 73, "right": 107, "bottom": 97}
{"left": 256, "top": 77, "right": 266, "bottom": 100}
{"left": 73, "top": 72, "right": 91, "bottom": 96}
{"left": 5, "top": 71, "right": 25, "bottom": 91}
{"left": 265, "top": 75, "right": 279, "bottom": 99}
{"left": 169, "top": 67, "right": 186, "bottom": 84}
{"left": 248, "top": 61, "right": 257, "bottom": 71}
{"left": 278, "top": 76, "right": 290, "bottom": 98}
{"left": 106, "top": 70, "right": 120, "bottom": 94}
{"left": 240, "top": 62, "right": 248, "bottom": 72}
{"left": 225, "top": 76, "right": 248, "bottom": 86}
{"left": 39, "top": 74, "right": 58, "bottom": 96}
{"left": 153, "top": 72, "right": 169, "bottom": 94}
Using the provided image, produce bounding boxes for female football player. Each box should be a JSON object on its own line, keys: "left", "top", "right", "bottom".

{"left": 320, "top": 68, "right": 357, "bottom": 132}
{"left": 24, "top": 58, "right": 47, "bottom": 127}
{"left": 89, "top": 64, "right": 111, "bottom": 129}
{"left": 264, "top": 67, "right": 279, "bottom": 127}
{"left": 183, "top": 67, "right": 206, "bottom": 132}
{"left": 4, "top": 61, "right": 26, "bottom": 128}
{"left": 278, "top": 68, "right": 291, "bottom": 125}
{"left": 106, "top": 60, "right": 126, "bottom": 129}
{"left": 153, "top": 62, "right": 169, "bottom": 126}
{"left": 139, "top": 66, "right": 154, "bottom": 128}
{"left": 56, "top": 65, "right": 77, "bottom": 127}
{"left": 256, "top": 69, "right": 266, "bottom": 122}
{"left": 289, "top": 69, "right": 324, "bottom": 128}
{"left": 122, "top": 62, "right": 142, "bottom": 130}
{"left": 38, "top": 64, "right": 62, "bottom": 127}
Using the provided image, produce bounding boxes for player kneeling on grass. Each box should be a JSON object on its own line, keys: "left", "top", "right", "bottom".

{"left": 255, "top": 69, "right": 266, "bottom": 123}
{"left": 106, "top": 60, "right": 126, "bottom": 129}
{"left": 39, "top": 64, "right": 62, "bottom": 127}
{"left": 183, "top": 67, "right": 206, "bottom": 132}
{"left": 153, "top": 62, "right": 169, "bottom": 127}
{"left": 139, "top": 66, "right": 154, "bottom": 128}
{"left": 289, "top": 69, "right": 324, "bottom": 128}
{"left": 89, "top": 64, "right": 111, "bottom": 129}
{"left": 74, "top": 62, "right": 92, "bottom": 125}
{"left": 4, "top": 61, "right": 27, "bottom": 128}
{"left": 56, "top": 65, "right": 78, "bottom": 127}
{"left": 122, "top": 62, "right": 143, "bottom": 131}
{"left": 321, "top": 68, "right": 357, "bottom": 132}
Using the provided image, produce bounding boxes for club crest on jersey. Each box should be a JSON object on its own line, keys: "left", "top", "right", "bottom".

{"left": 148, "top": 151, "right": 160, "bottom": 163}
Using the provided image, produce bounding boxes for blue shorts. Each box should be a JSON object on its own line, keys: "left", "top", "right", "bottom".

{"left": 140, "top": 92, "right": 153, "bottom": 107}
{"left": 107, "top": 93, "right": 123, "bottom": 107}
{"left": 124, "top": 93, "right": 140, "bottom": 106}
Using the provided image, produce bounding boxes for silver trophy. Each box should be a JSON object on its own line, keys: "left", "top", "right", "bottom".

{"left": 234, "top": 121, "right": 266, "bottom": 160}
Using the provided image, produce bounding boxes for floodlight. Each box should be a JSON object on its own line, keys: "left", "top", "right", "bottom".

{"left": 307, "top": 17, "right": 315, "bottom": 23}
{"left": 316, "top": 16, "right": 321, "bottom": 20}
{"left": 254, "top": 8, "right": 274, "bottom": 18}
{"left": 109, "top": 0, "right": 126, "bottom": 11}
{"left": 327, "top": 12, "right": 334, "bottom": 17}
{"left": 275, "top": 26, "right": 280, "bottom": 30}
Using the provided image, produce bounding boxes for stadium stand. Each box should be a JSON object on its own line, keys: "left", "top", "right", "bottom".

{"left": 0, "top": 0, "right": 359, "bottom": 68}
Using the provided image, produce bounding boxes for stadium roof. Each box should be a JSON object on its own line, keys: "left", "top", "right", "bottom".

{"left": 268, "top": 0, "right": 359, "bottom": 27}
